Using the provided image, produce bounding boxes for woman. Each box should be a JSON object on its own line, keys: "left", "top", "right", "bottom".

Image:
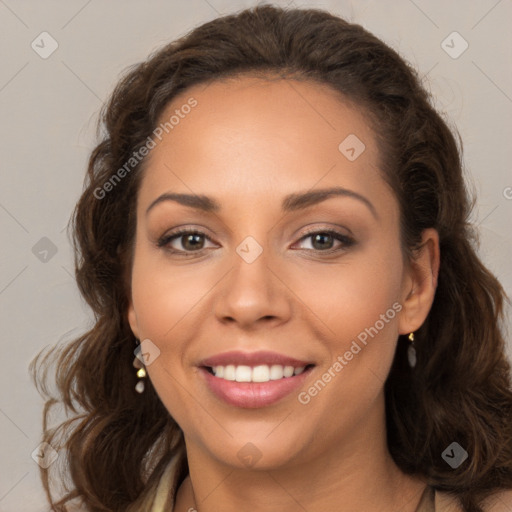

{"left": 31, "top": 4, "right": 512, "bottom": 511}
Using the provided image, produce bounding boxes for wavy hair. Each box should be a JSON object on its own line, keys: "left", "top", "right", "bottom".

{"left": 30, "top": 4, "right": 512, "bottom": 511}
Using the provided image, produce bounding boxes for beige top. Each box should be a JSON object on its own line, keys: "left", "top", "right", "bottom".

{"left": 147, "top": 455, "right": 512, "bottom": 512}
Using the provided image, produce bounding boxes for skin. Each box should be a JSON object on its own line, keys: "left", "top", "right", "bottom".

{"left": 127, "top": 75, "right": 440, "bottom": 512}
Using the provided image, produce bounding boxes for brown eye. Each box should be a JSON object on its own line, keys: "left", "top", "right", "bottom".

{"left": 311, "top": 232, "right": 335, "bottom": 250}
{"left": 296, "top": 230, "right": 355, "bottom": 253}
{"left": 180, "top": 233, "right": 205, "bottom": 251}
{"left": 157, "top": 227, "right": 355, "bottom": 257}
{"left": 157, "top": 229, "right": 215, "bottom": 254}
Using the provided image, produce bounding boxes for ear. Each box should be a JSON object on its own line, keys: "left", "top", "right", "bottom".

{"left": 127, "top": 299, "right": 141, "bottom": 340}
{"left": 398, "top": 228, "right": 440, "bottom": 335}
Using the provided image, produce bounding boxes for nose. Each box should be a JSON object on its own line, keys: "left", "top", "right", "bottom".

{"left": 212, "top": 241, "right": 293, "bottom": 329}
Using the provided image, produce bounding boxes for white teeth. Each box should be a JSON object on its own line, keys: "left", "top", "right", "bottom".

{"left": 269, "top": 365, "right": 284, "bottom": 380}
{"left": 210, "top": 364, "right": 309, "bottom": 382}
{"left": 223, "top": 364, "right": 236, "bottom": 381}
{"left": 252, "top": 365, "right": 270, "bottom": 382}
{"left": 283, "top": 365, "right": 294, "bottom": 378}
{"left": 235, "top": 365, "right": 252, "bottom": 382}
{"left": 294, "top": 366, "right": 305, "bottom": 375}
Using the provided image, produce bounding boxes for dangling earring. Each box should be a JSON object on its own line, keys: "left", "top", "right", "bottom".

{"left": 407, "top": 332, "right": 417, "bottom": 368}
{"left": 133, "top": 340, "right": 147, "bottom": 393}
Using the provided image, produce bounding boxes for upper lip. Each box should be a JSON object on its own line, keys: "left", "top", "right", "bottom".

{"left": 199, "top": 350, "right": 314, "bottom": 368}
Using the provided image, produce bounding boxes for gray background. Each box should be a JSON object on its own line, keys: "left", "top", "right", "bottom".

{"left": 1, "top": 0, "right": 511, "bottom": 509}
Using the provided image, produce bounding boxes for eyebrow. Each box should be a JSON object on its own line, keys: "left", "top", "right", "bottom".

{"left": 146, "top": 186, "right": 378, "bottom": 219}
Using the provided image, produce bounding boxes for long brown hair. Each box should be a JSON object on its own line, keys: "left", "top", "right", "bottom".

{"left": 30, "top": 4, "right": 512, "bottom": 511}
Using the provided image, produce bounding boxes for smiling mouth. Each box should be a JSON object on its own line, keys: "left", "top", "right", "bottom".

{"left": 203, "top": 363, "right": 315, "bottom": 383}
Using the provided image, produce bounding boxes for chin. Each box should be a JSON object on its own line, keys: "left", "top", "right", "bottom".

{"left": 202, "top": 432, "right": 306, "bottom": 471}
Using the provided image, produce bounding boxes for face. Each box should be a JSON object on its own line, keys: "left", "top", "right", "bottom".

{"left": 128, "top": 75, "right": 423, "bottom": 470}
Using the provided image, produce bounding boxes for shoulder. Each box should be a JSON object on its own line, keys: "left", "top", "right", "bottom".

{"left": 480, "top": 489, "right": 512, "bottom": 512}
{"left": 435, "top": 489, "right": 512, "bottom": 512}
{"left": 150, "top": 447, "right": 187, "bottom": 512}
{"left": 434, "top": 490, "right": 463, "bottom": 512}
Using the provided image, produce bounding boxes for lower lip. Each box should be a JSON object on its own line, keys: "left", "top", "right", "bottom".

{"left": 199, "top": 367, "right": 314, "bottom": 408}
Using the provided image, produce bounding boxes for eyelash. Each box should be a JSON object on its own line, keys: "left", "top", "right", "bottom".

{"left": 157, "top": 227, "right": 356, "bottom": 257}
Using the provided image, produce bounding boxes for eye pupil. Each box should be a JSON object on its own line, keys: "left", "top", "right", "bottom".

{"left": 312, "top": 233, "right": 333, "bottom": 250}
{"left": 183, "top": 233, "right": 204, "bottom": 251}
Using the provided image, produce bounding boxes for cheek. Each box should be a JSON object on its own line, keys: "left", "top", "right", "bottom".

{"left": 298, "top": 249, "right": 402, "bottom": 334}
{"left": 291, "top": 249, "right": 404, "bottom": 431}
{"left": 293, "top": 245, "right": 404, "bottom": 380}
{"left": 129, "top": 251, "right": 203, "bottom": 425}
{"left": 130, "top": 250, "right": 214, "bottom": 340}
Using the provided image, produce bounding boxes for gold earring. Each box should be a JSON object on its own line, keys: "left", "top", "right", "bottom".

{"left": 133, "top": 340, "right": 147, "bottom": 393}
{"left": 407, "top": 332, "right": 417, "bottom": 368}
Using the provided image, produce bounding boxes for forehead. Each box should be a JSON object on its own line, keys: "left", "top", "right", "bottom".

{"left": 138, "top": 75, "right": 390, "bottom": 214}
